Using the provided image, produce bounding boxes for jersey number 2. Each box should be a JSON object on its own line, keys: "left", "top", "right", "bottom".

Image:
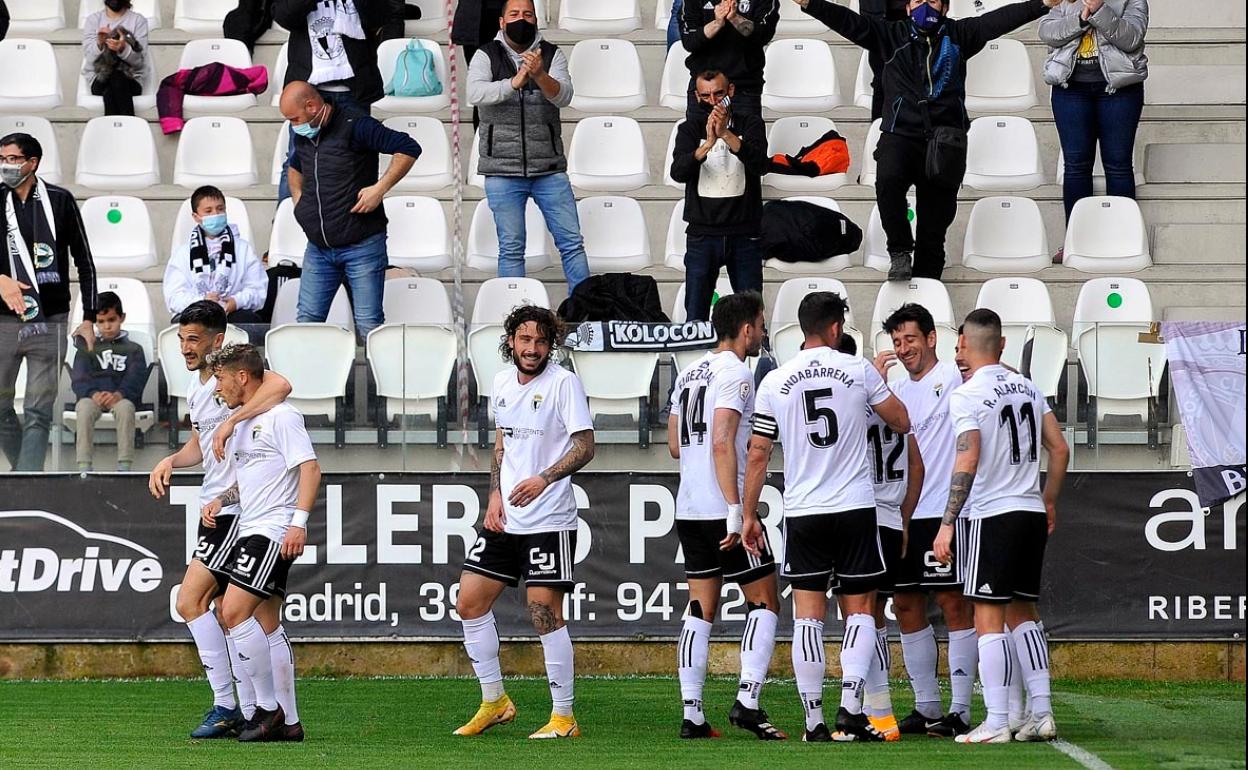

{"left": 803, "top": 388, "right": 839, "bottom": 448}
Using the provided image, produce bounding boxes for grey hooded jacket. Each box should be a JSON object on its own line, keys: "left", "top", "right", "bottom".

{"left": 1039, "top": 0, "right": 1148, "bottom": 92}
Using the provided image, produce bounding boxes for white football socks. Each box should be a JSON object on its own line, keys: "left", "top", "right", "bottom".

{"left": 267, "top": 625, "right": 299, "bottom": 726}
{"left": 1004, "top": 623, "right": 1025, "bottom": 722}
{"left": 1011, "top": 621, "right": 1053, "bottom": 717}
{"left": 224, "top": 633, "right": 256, "bottom": 720}
{"left": 977, "top": 633, "right": 1012, "bottom": 730}
{"left": 461, "top": 612, "right": 506, "bottom": 702}
{"left": 539, "top": 626, "right": 575, "bottom": 717}
{"left": 793, "top": 618, "right": 826, "bottom": 731}
{"left": 677, "top": 615, "right": 712, "bottom": 723}
{"left": 737, "top": 608, "right": 777, "bottom": 710}
{"left": 186, "top": 612, "right": 236, "bottom": 710}
{"left": 839, "top": 614, "right": 875, "bottom": 715}
{"left": 229, "top": 616, "right": 277, "bottom": 712}
{"left": 865, "top": 625, "right": 893, "bottom": 718}
{"left": 900, "top": 625, "right": 942, "bottom": 719}
{"left": 948, "top": 627, "right": 979, "bottom": 721}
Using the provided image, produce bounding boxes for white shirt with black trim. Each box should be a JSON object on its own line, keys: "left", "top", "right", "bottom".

{"left": 231, "top": 402, "right": 317, "bottom": 542}
{"left": 187, "top": 372, "right": 238, "bottom": 514}
{"left": 893, "top": 360, "right": 964, "bottom": 521}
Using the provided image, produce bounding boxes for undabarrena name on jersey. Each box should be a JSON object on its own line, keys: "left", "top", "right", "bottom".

{"left": 778, "top": 366, "right": 856, "bottom": 396}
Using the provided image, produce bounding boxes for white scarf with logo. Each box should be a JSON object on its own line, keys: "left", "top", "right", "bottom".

{"left": 307, "top": 0, "right": 367, "bottom": 86}
{"left": 4, "top": 177, "right": 56, "bottom": 326}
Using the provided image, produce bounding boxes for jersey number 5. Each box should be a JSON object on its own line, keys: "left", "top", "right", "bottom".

{"left": 803, "top": 388, "right": 839, "bottom": 448}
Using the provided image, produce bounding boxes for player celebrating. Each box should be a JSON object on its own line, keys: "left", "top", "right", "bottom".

{"left": 147, "top": 301, "right": 291, "bottom": 738}
{"left": 211, "top": 343, "right": 321, "bottom": 742}
{"left": 742, "top": 292, "right": 910, "bottom": 742}
{"left": 937, "top": 309, "right": 1069, "bottom": 744}
{"left": 454, "top": 305, "right": 596, "bottom": 740}
{"left": 667, "top": 292, "right": 785, "bottom": 741}
{"left": 878, "top": 303, "right": 978, "bottom": 737}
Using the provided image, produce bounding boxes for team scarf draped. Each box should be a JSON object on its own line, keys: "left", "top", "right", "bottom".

{"left": 188, "top": 223, "right": 236, "bottom": 298}
{"left": 4, "top": 177, "right": 56, "bottom": 336}
{"left": 307, "top": 0, "right": 367, "bottom": 86}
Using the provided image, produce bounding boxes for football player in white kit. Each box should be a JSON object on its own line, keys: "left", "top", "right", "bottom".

{"left": 454, "top": 305, "right": 596, "bottom": 740}
{"left": 741, "top": 292, "right": 910, "bottom": 742}
{"left": 667, "top": 292, "right": 785, "bottom": 741}
{"left": 936, "top": 309, "right": 1069, "bottom": 745}
{"left": 147, "top": 301, "right": 292, "bottom": 739}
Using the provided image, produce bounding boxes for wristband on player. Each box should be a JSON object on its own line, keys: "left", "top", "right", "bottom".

{"left": 291, "top": 509, "right": 310, "bottom": 529}
{"left": 726, "top": 503, "right": 743, "bottom": 535}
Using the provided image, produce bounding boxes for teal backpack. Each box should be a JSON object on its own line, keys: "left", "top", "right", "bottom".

{"left": 386, "top": 40, "right": 443, "bottom": 97}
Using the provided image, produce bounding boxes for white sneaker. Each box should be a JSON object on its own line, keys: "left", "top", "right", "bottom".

{"left": 954, "top": 721, "right": 1014, "bottom": 744}
{"left": 1009, "top": 711, "right": 1030, "bottom": 734}
{"left": 1014, "top": 712, "right": 1057, "bottom": 742}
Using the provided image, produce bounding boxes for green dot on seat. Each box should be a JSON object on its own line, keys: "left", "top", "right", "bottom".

{"left": 1107, "top": 292, "right": 1123, "bottom": 309}
{"left": 106, "top": 209, "right": 122, "bottom": 224}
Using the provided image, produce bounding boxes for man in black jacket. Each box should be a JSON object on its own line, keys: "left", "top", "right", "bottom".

{"left": 796, "top": 0, "right": 1060, "bottom": 280}
{"left": 670, "top": 71, "right": 769, "bottom": 322}
{"left": 680, "top": 0, "right": 780, "bottom": 118}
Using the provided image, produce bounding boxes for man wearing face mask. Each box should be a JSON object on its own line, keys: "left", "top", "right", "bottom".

{"left": 163, "top": 185, "right": 268, "bottom": 325}
{"left": 794, "top": 0, "right": 1061, "bottom": 281}
{"left": 0, "top": 133, "right": 98, "bottom": 472}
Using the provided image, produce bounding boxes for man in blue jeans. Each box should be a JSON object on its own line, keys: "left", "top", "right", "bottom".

{"left": 279, "top": 80, "right": 421, "bottom": 339}
{"left": 466, "top": 0, "right": 590, "bottom": 291}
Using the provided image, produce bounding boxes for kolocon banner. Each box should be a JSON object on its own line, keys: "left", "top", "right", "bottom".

{"left": 0, "top": 472, "right": 1242, "bottom": 642}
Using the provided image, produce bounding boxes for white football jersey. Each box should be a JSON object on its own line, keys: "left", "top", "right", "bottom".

{"left": 670, "top": 350, "right": 754, "bottom": 520}
{"left": 231, "top": 402, "right": 317, "bottom": 541}
{"left": 187, "top": 372, "right": 239, "bottom": 516}
{"left": 865, "top": 406, "right": 907, "bottom": 530}
{"left": 753, "top": 346, "right": 891, "bottom": 517}
{"left": 893, "top": 360, "right": 964, "bottom": 521}
{"left": 491, "top": 364, "right": 594, "bottom": 535}
{"left": 949, "top": 364, "right": 1050, "bottom": 520}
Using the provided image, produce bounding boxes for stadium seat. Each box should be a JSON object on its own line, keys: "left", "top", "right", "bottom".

{"left": 403, "top": 0, "right": 448, "bottom": 35}
{"left": 764, "top": 117, "right": 850, "bottom": 191}
{"left": 375, "top": 39, "right": 451, "bottom": 112}
{"left": 763, "top": 40, "right": 842, "bottom": 113}
{"left": 174, "top": 0, "right": 237, "bottom": 33}
{"left": 173, "top": 117, "right": 257, "bottom": 190}
{"left": 270, "top": 279, "right": 353, "bottom": 329}
{"left": 764, "top": 196, "right": 853, "bottom": 273}
{"left": 79, "top": 0, "right": 162, "bottom": 29}
{"left": 380, "top": 116, "right": 454, "bottom": 191}
{"left": 171, "top": 196, "right": 253, "bottom": 258}
{"left": 7, "top": 1, "right": 66, "bottom": 35}
{"left": 266, "top": 323, "right": 356, "bottom": 447}
{"left": 80, "top": 196, "right": 158, "bottom": 273}
{"left": 12, "top": 360, "right": 26, "bottom": 416}
{"left": 567, "top": 117, "right": 651, "bottom": 191}
{"left": 659, "top": 43, "right": 690, "bottom": 112}
{"left": 948, "top": 0, "right": 1024, "bottom": 18}
{"left": 871, "top": 279, "right": 957, "bottom": 378}
{"left": 570, "top": 348, "right": 659, "bottom": 443}
{"left": 71, "top": 277, "right": 155, "bottom": 362}
{"left": 964, "top": 39, "right": 1038, "bottom": 113}
{"left": 156, "top": 323, "right": 247, "bottom": 435}
{"left": 655, "top": 0, "right": 673, "bottom": 29}
{"left": 665, "top": 200, "right": 686, "bottom": 270}
{"left": 77, "top": 51, "right": 158, "bottom": 113}
{"left": 468, "top": 277, "right": 550, "bottom": 442}
{"left": 964, "top": 116, "right": 1045, "bottom": 191}
{"left": 75, "top": 116, "right": 160, "bottom": 190}
{"left": 853, "top": 50, "right": 873, "bottom": 110}
{"left": 466, "top": 128, "right": 484, "bottom": 188}
{"left": 269, "top": 41, "right": 289, "bottom": 107}
{"left": 0, "top": 40, "right": 62, "bottom": 112}
{"left": 559, "top": 0, "right": 641, "bottom": 35}
{"left": 1061, "top": 196, "right": 1151, "bottom": 273}
{"left": 975, "top": 277, "right": 1069, "bottom": 398}
{"left": 0, "top": 116, "right": 62, "bottom": 185}
{"left": 466, "top": 199, "right": 553, "bottom": 273}
{"left": 268, "top": 198, "right": 308, "bottom": 267}
{"left": 270, "top": 120, "right": 290, "bottom": 185}
{"left": 962, "top": 196, "right": 1050, "bottom": 273}
{"left": 382, "top": 275, "right": 453, "bottom": 325}
{"left": 568, "top": 40, "right": 647, "bottom": 113}
{"left": 772, "top": 277, "right": 863, "bottom": 364}
{"left": 859, "top": 118, "right": 882, "bottom": 187}
{"left": 178, "top": 40, "right": 258, "bottom": 112}
{"left": 578, "top": 196, "right": 651, "bottom": 273}
{"left": 384, "top": 196, "right": 451, "bottom": 271}
{"left": 862, "top": 194, "right": 916, "bottom": 273}
{"left": 778, "top": 0, "right": 829, "bottom": 34}
{"left": 1055, "top": 146, "right": 1145, "bottom": 193}
{"left": 663, "top": 120, "right": 684, "bottom": 189}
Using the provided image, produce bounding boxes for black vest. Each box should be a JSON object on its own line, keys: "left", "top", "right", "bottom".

{"left": 292, "top": 103, "right": 387, "bottom": 249}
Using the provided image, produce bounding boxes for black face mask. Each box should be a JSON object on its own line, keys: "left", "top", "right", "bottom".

{"left": 505, "top": 19, "right": 538, "bottom": 47}
{"left": 104, "top": 0, "right": 129, "bottom": 12}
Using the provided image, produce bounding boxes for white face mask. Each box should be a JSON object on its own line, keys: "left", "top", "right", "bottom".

{"left": 0, "top": 163, "right": 29, "bottom": 189}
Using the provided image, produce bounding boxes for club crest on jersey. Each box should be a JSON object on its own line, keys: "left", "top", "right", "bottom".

{"left": 532, "top": 393, "right": 544, "bottom": 411}
{"left": 934, "top": 383, "right": 944, "bottom": 398}
{"left": 738, "top": 0, "right": 751, "bottom": 12}
{"left": 213, "top": 393, "right": 225, "bottom": 408}
{"left": 739, "top": 382, "right": 751, "bottom": 400}
{"left": 251, "top": 424, "right": 262, "bottom": 440}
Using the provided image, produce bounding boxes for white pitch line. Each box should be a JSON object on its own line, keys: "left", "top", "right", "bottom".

{"left": 1050, "top": 738, "right": 1115, "bottom": 770}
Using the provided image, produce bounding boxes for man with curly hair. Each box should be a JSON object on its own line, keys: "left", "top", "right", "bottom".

{"left": 453, "top": 304, "right": 596, "bottom": 740}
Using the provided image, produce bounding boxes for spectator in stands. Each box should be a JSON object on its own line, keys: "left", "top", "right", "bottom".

{"left": 1041, "top": 0, "right": 1148, "bottom": 260}
{"left": 796, "top": 0, "right": 1062, "bottom": 281}
{"left": 279, "top": 81, "right": 421, "bottom": 339}
{"left": 468, "top": 0, "right": 591, "bottom": 291}
{"left": 163, "top": 186, "right": 268, "bottom": 324}
{"left": 679, "top": 0, "right": 780, "bottom": 118}
{"left": 0, "top": 133, "right": 98, "bottom": 472}
{"left": 861, "top": 0, "right": 910, "bottom": 121}
{"left": 82, "top": 0, "right": 150, "bottom": 117}
{"left": 380, "top": 0, "right": 424, "bottom": 40}
{"left": 224, "top": 0, "right": 276, "bottom": 54}
{"left": 452, "top": 0, "right": 508, "bottom": 63}
{"left": 69, "top": 291, "right": 147, "bottom": 472}
{"left": 670, "top": 71, "right": 768, "bottom": 322}
{"left": 668, "top": 0, "right": 684, "bottom": 50}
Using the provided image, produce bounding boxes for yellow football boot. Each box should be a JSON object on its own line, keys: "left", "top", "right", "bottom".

{"left": 528, "top": 712, "right": 581, "bottom": 739}
{"left": 453, "top": 694, "right": 517, "bottom": 736}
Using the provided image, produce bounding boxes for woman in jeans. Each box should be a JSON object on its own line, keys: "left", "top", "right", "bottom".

{"left": 1040, "top": 0, "right": 1148, "bottom": 260}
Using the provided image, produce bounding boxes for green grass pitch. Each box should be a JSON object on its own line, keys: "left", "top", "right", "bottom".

{"left": 0, "top": 677, "right": 1242, "bottom": 769}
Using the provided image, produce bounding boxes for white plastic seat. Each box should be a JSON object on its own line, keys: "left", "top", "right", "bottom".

{"left": 270, "top": 279, "right": 353, "bottom": 329}
{"left": 763, "top": 116, "right": 849, "bottom": 191}
{"left": 77, "top": 51, "right": 158, "bottom": 113}
{"left": 663, "top": 119, "right": 684, "bottom": 189}
{"left": 466, "top": 199, "right": 553, "bottom": 273}
{"left": 270, "top": 120, "right": 290, "bottom": 185}
{"left": 79, "top": 0, "right": 161, "bottom": 29}
{"left": 75, "top": 115, "right": 160, "bottom": 190}
{"left": 370, "top": 278, "right": 455, "bottom": 429}
{"left": 70, "top": 277, "right": 155, "bottom": 363}
{"left": 1056, "top": 146, "right": 1145, "bottom": 193}
{"left": 171, "top": 196, "right": 253, "bottom": 258}
{"left": 778, "top": 0, "right": 828, "bottom": 34}
{"left": 1072, "top": 277, "right": 1166, "bottom": 423}
{"left": 853, "top": 49, "right": 873, "bottom": 110}
{"left": 949, "top": 0, "right": 1024, "bottom": 18}
{"left": 384, "top": 196, "right": 451, "bottom": 271}
{"left": 975, "top": 277, "right": 1068, "bottom": 397}
{"left": 12, "top": 360, "right": 27, "bottom": 415}
{"left": 174, "top": 0, "right": 236, "bottom": 33}
{"left": 559, "top": 0, "right": 641, "bottom": 34}
{"left": 578, "top": 196, "right": 651, "bottom": 273}
{"left": 862, "top": 194, "right": 916, "bottom": 273}
{"left": 665, "top": 200, "right": 686, "bottom": 271}
{"left": 858, "top": 118, "right": 882, "bottom": 187}
{"left": 382, "top": 275, "right": 452, "bottom": 324}
{"left": 570, "top": 349, "right": 659, "bottom": 426}
{"left": 655, "top": 0, "right": 673, "bottom": 29}
{"left": 469, "top": 278, "right": 550, "bottom": 409}
{"left": 569, "top": 39, "right": 647, "bottom": 113}
{"left": 0, "top": 116, "right": 62, "bottom": 184}
{"left": 962, "top": 196, "right": 1049, "bottom": 273}
{"left": 157, "top": 323, "right": 247, "bottom": 425}
{"left": 964, "top": 116, "right": 1045, "bottom": 191}
{"left": 380, "top": 116, "right": 454, "bottom": 191}
{"left": 178, "top": 39, "right": 257, "bottom": 112}
{"left": 404, "top": 0, "right": 449, "bottom": 35}
{"left": 375, "top": 39, "right": 451, "bottom": 112}
{"left": 0, "top": 40, "right": 62, "bottom": 111}
{"left": 1061, "top": 196, "right": 1151, "bottom": 273}
{"left": 764, "top": 196, "right": 853, "bottom": 274}
{"left": 567, "top": 117, "right": 650, "bottom": 191}
{"left": 871, "top": 279, "right": 957, "bottom": 376}
{"left": 80, "top": 196, "right": 157, "bottom": 273}
{"left": 466, "top": 127, "right": 484, "bottom": 188}
{"left": 964, "top": 39, "right": 1038, "bottom": 113}
{"left": 7, "top": 0, "right": 66, "bottom": 33}
{"left": 762, "top": 39, "right": 842, "bottom": 113}
{"left": 772, "top": 277, "right": 862, "bottom": 364}
{"left": 269, "top": 41, "right": 289, "bottom": 107}
{"left": 659, "top": 42, "right": 690, "bottom": 112}
{"left": 268, "top": 198, "right": 308, "bottom": 267}
{"left": 265, "top": 324, "right": 356, "bottom": 441}
{"left": 173, "top": 116, "right": 257, "bottom": 190}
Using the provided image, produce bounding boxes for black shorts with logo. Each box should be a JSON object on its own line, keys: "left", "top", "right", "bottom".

{"left": 676, "top": 518, "right": 776, "bottom": 585}
{"left": 873, "top": 526, "right": 905, "bottom": 598}
{"left": 463, "top": 528, "right": 577, "bottom": 591}
{"left": 962, "top": 511, "right": 1049, "bottom": 604}
{"left": 192, "top": 512, "right": 240, "bottom": 594}
{"left": 227, "top": 534, "right": 294, "bottom": 600}
{"left": 895, "top": 517, "right": 969, "bottom": 592}
{"left": 781, "top": 508, "right": 886, "bottom": 594}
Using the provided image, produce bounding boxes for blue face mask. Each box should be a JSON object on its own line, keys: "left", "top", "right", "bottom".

{"left": 292, "top": 121, "right": 321, "bottom": 139}
{"left": 911, "top": 3, "right": 943, "bottom": 32}
{"left": 200, "top": 214, "right": 228, "bottom": 237}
